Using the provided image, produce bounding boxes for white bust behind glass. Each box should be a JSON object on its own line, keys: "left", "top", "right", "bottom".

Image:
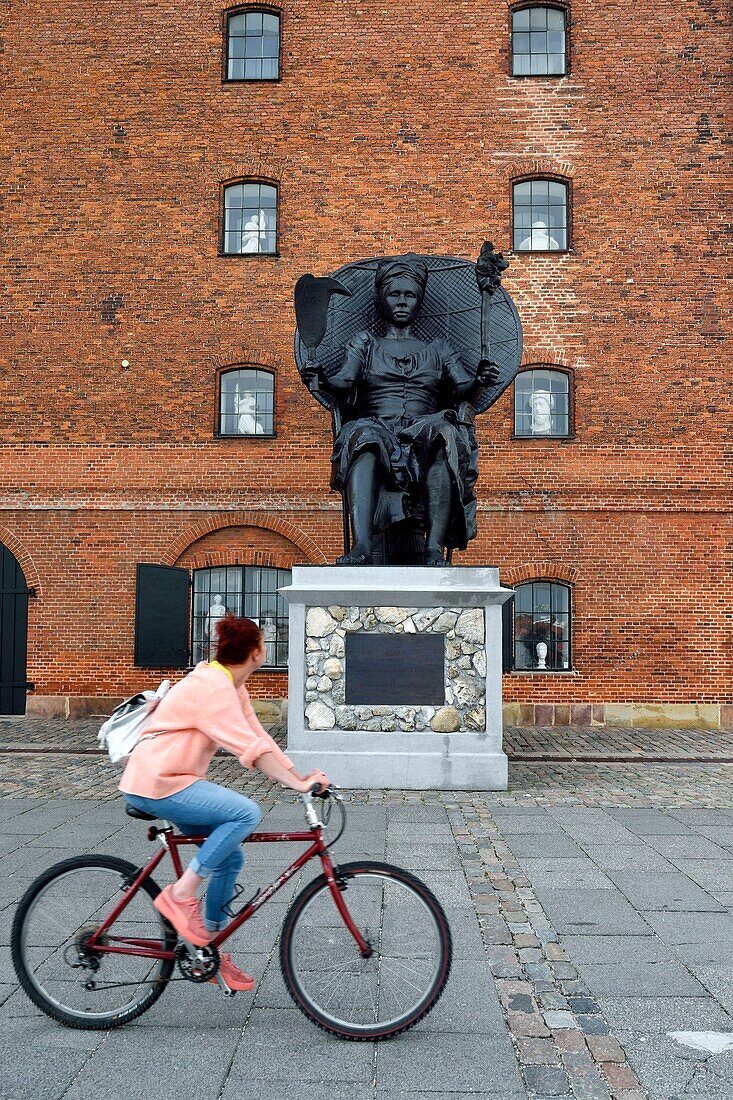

{"left": 530, "top": 390, "right": 553, "bottom": 435}
{"left": 520, "top": 220, "right": 562, "bottom": 251}
{"left": 235, "top": 386, "right": 264, "bottom": 435}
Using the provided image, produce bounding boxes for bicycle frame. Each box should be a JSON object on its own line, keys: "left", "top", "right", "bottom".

{"left": 86, "top": 821, "right": 371, "bottom": 961}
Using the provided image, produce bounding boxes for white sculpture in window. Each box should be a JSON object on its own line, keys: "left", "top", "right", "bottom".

{"left": 235, "top": 385, "right": 264, "bottom": 435}
{"left": 205, "top": 594, "right": 228, "bottom": 648}
{"left": 530, "top": 390, "right": 553, "bottom": 434}
{"left": 240, "top": 210, "right": 269, "bottom": 253}
{"left": 520, "top": 220, "right": 562, "bottom": 251}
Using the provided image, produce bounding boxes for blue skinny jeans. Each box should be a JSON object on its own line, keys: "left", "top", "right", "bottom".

{"left": 125, "top": 780, "right": 262, "bottom": 931}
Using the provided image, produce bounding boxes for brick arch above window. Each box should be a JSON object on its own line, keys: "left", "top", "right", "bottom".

{"left": 500, "top": 158, "right": 575, "bottom": 182}
{"left": 178, "top": 528, "right": 297, "bottom": 572}
{"left": 0, "top": 527, "right": 42, "bottom": 597}
{"left": 213, "top": 159, "right": 286, "bottom": 187}
{"left": 519, "top": 348, "right": 574, "bottom": 369}
{"left": 163, "top": 512, "right": 327, "bottom": 568}
{"left": 502, "top": 561, "right": 577, "bottom": 586}
{"left": 501, "top": 0, "right": 568, "bottom": 7}
{"left": 209, "top": 350, "right": 283, "bottom": 374}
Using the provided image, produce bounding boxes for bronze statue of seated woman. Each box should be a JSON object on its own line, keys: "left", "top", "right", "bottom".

{"left": 295, "top": 248, "right": 520, "bottom": 566}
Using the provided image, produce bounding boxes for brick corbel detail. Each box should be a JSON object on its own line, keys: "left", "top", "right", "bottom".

{"left": 0, "top": 526, "right": 42, "bottom": 596}
{"left": 163, "top": 512, "right": 327, "bottom": 567}
{"left": 503, "top": 561, "right": 578, "bottom": 586}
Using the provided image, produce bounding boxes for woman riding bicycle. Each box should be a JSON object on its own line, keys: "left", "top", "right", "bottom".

{"left": 120, "top": 614, "right": 329, "bottom": 992}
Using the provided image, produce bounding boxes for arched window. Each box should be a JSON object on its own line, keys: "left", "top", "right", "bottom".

{"left": 512, "top": 581, "right": 571, "bottom": 671}
{"left": 514, "top": 369, "right": 571, "bottom": 437}
{"left": 225, "top": 8, "right": 280, "bottom": 81}
{"left": 218, "top": 368, "right": 275, "bottom": 436}
{"left": 192, "top": 566, "right": 290, "bottom": 667}
{"left": 513, "top": 179, "right": 568, "bottom": 251}
{"left": 512, "top": 6, "right": 567, "bottom": 75}
{"left": 222, "top": 181, "right": 277, "bottom": 255}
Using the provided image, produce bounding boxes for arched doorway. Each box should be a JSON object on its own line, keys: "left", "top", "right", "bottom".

{"left": 0, "top": 542, "right": 31, "bottom": 715}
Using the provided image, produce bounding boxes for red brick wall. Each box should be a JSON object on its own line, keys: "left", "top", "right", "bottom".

{"left": 2, "top": 0, "right": 730, "bottom": 709}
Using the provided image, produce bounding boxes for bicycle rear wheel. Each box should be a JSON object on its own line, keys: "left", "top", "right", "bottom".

{"left": 11, "top": 855, "right": 175, "bottom": 1029}
{"left": 280, "top": 860, "right": 452, "bottom": 1040}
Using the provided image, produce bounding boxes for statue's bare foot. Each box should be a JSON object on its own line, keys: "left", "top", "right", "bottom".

{"left": 336, "top": 547, "right": 373, "bottom": 565}
{"left": 425, "top": 546, "right": 445, "bottom": 566}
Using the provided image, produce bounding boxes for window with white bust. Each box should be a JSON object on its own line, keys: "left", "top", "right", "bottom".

{"left": 218, "top": 368, "right": 275, "bottom": 436}
{"left": 512, "top": 581, "right": 572, "bottom": 671}
{"left": 222, "top": 182, "right": 278, "bottom": 255}
{"left": 192, "top": 566, "right": 290, "bottom": 666}
{"left": 513, "top": 180, "right": 568, "bottom": 252}
{"left": 514, "top": 369, "right": 570, "bottom": 437}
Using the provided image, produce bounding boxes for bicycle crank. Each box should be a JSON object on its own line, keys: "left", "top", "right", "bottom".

{"left": 176, "top": 942, "right": 220, "bottom": 983}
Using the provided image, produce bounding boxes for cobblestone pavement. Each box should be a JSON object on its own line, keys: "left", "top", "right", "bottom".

{"left": 3, "top": 716, "right": 733, "bottom": 762}
{"left": 1, "top": 721, "right": 733, "bottom": 1098}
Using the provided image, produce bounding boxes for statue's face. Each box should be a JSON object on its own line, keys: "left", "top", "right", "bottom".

{"left": 380, "top": 276, "right": 423, "bottom": 328}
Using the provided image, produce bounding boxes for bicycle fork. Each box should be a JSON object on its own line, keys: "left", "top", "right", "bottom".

{"left": 320, "top": 854, "right": 373, "bottom": 959}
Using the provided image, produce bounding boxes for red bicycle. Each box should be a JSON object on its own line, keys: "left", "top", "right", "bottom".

{"left": 11, "top": 787, "right": 452, "bottom": 1040}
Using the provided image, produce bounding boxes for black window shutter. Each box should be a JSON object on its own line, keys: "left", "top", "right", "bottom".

{"left": 134, "top": 564, "right": 190, "bottom": 668}
{"left": 502, "top": 591, "right": 515, "bottom": 673}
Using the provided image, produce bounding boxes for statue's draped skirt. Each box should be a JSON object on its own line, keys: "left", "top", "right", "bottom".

{"left": 328, "top": 337, "right": 479, "bottom": 550}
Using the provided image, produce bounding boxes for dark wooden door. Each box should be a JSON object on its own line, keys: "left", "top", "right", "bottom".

{"left": 0, "top": 543, "right": 30, "bottom": 715}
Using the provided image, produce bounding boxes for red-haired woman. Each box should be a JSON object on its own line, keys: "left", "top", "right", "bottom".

{"left": 120, "top": 615, "right": 328, "bottom": 992}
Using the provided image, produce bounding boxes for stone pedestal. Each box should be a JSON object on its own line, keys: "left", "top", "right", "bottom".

{"left": 279, "top": 566, "right": 512, "bottom": 791}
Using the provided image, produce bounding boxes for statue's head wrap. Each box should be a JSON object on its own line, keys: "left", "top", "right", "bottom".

{"left": 374, "top": 253, "right": 428, "bottom": 308}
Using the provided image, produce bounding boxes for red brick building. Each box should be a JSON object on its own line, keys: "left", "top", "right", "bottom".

{"left": 2, "top": 0, "right": 731, "bottom": 728}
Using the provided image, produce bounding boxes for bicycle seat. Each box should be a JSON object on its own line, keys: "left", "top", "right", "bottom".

{"left": 125, "top": 805, "right": 158, "bottom": 822}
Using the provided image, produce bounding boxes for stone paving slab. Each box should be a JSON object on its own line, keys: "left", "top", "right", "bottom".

{"left": 2, "top": 732, "right": 733, "bottom": 1097}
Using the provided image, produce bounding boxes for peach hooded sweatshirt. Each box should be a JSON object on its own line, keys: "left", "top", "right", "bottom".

{"left": 119, "top": 661, "right": 293, "bottom": 800}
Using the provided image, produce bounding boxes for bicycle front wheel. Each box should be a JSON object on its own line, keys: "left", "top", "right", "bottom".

{"left": 11, "top": 855, "right": 175, "bottom": 1029}
{"left": 280, "top": 860, "right": 452, "bottom": 1040}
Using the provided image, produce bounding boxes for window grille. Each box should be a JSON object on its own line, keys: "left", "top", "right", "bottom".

{"left": 513, "top": 179, "right": 568, "bottom": 251}
{"left": 192, "top": 566, "right": 290, "bottom": 668}
{"left": 226, "top": 9, "right": 280, "bottom": 81}
{"left": 514, "top": 369, "right": 570, "bottom": 437}
{"left": 223, "top": 182, "right": 277, "bottom": 255}
{"left": 513, "top": 581, "right": 572, "bottom": 671}
{"left": 512, "top": 6, "right": 567, "bottom": 75}
{"left": 219, "top": 369, "right": 274, "bottom": 436}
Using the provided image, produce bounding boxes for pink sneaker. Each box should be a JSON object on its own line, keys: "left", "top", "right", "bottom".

{"left": 210, "top": 954, "right": 256, "bottom": 992}
{"left": 153, "top": 884, "right": 212, "bottom": 946}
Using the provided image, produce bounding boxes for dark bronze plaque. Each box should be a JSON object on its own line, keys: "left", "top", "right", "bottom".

{"left": 345, "top": 633, "right": 445, "bottom": 706}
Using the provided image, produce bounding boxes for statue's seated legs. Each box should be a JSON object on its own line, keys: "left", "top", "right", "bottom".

{"left": 335, "top": 443, "right": 455, "bottom": 567}
{"left": 335, "top": 450, "right": 378, "bottom": 565}
{"left": 423, "top": 449, "right": 452, "bottom": 566}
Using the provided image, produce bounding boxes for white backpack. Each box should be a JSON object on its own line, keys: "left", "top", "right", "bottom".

{"left": 97, "top": 680, "right": 171, "bottom": 764}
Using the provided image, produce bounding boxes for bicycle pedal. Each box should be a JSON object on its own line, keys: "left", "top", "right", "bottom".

{"left": 215, "top": 974, "right": 236, "bottom": 997}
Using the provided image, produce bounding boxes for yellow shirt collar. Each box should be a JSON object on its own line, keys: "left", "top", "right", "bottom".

{"left": 208, "top": 659, "right": 234, "bottom": 683}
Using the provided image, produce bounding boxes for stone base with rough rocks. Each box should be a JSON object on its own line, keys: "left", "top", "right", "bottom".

{"left": 280, "top": 565, "right": 512, "bottom": 790}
